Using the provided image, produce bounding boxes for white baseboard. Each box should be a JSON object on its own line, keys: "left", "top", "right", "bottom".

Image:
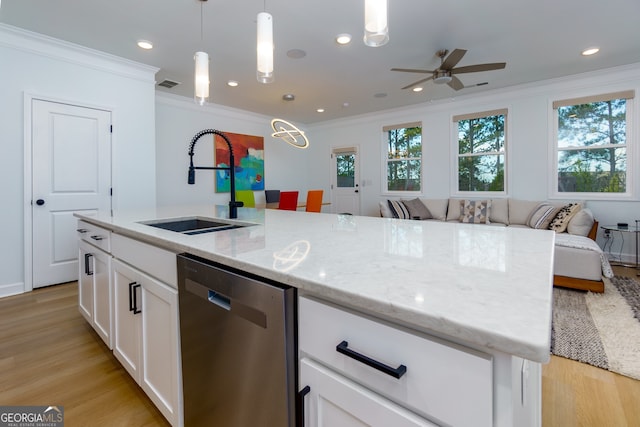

{"left": 0, "top": 282, "right": 25, "bottom": 299}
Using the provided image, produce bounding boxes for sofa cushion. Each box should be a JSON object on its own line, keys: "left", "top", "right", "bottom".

{"left": 387, "top": 200, "right": 410, "bottom": 219}
{"left": 446, "top": 199, "right": 463, "bottom": 221}
{"left": 489, "top": 198, "right": 509, "bottom": 225}
{"left": 527, "top": 203, "right": 560, "bottom": 229}
{"left": 548, "top": 203, "right": 582, "bottom": 233}
{"left": 419, "top": 199, "right": 449, "bottom": 221}
{"left": 402, "top": 198, "right": 432, "bottom": 220}
{"left": 460, "top": 200, "right": 490, "bottom": 224}
{"left": 509, "top": 199, "right": 542, "bottom": 225}
{"left": 567, "top": 207, "right": 594, "bottom": 236}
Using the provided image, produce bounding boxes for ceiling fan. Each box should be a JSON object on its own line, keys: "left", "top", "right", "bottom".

{"left": 391, "top": 49, "right": 506, "bottom": 91}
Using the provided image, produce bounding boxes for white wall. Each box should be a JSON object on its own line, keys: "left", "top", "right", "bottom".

{"left": 307, "top": 63, "right": 640, "bottom": 262}
{"left": 155, "top": 93, "right": 313, "bottom": 207}
{"left": 0, "top": 24, "right": 157, "bottom": 296}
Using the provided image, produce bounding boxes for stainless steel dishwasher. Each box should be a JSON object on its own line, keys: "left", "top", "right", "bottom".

{"left": 177, "top": 253, "right": 297, "bottom": 427}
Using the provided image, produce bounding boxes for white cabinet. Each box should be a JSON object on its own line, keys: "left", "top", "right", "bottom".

{"left": 300, "top": 357, "right": 437, "bottom": 427}
{"left": 111, "top": 236, "right": 181, "bottom": 427}
{"left": 77, "top": 222, "right": 112, "bottom": 348}
{"left": 298, "top": 296, "right": 493, "bottom": 427}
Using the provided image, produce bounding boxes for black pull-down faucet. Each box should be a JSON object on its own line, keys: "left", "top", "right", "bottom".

{"left": 188, "top": 129, "right": 244, "bottom": 219}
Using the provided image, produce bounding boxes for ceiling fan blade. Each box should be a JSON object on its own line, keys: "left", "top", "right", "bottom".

{"left": 440, "top": 49, "right": 467, "bottom": 70}
{"left": 448, "top": 76, "right": 465, "bottom": 91}
{"left": 401, "top": 75, "right": 434, "bottom": 90}
{"left": 391, "top": 68, "right": 433, "bottom": 74}
{"left": 452, "top": 63, "right": 506, "bottom": 74}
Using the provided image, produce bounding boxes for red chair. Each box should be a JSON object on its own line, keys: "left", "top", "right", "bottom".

{"left": 305, "top": 190, "right": 323, "bottom": 213}
{"left": 278, "top": 191, "right": 299, "bottom": 211}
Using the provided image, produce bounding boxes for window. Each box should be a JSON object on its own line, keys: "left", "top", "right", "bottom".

{"left": 453, "top": 109, "right": 507, "bottom": 194}
{"left": 552, "top": 91, "right": 634, "bottom": 197}
{"left": 383, "top": 122, "right": 422, "bottom": 192}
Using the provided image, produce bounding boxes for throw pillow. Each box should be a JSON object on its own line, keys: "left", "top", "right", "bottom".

{"left": 548, "top": 203, "right": 582, "bottom": 233}
{"left": 387, "top": 200, "right": 410, "bottom": 219}
{"left": 401, "top": 198, "right": 432, "bottom": 220}
{"left": 527, "top": 203, "right": 560, "bottom": 229}
{"left": 567, "top": 208, "right": 594, "bottom": 236}
{"left": 460, "top": 200, "right": 490, "bottom": 224}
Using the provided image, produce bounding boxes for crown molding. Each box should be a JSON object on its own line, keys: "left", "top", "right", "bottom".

{"left": 0, "top": 23, "right": 158, "bottom": 83}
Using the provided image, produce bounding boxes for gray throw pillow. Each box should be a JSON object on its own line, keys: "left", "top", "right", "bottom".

{"left": 402, "top": 198, "right": 432, "bottom": 220}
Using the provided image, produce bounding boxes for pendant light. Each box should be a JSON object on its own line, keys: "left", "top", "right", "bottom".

{"left": 257, "top": 5, "right": 274, "bottom": 84}
{"left": 364, "top": 0, "right": 389, "bottom": 47}
{"left": 194, "top": 0, "right": 210, "bottom": 105}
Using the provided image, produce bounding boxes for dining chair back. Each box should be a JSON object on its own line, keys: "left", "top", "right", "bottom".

{"left": 235, "top": 190, "right": 255, "bottom": 208}
{"left": 305, "top": 190, "right": 323, "bottom": 213}
{"left": 265, "top": 189, "right": 281, "bottom": 203}
{"left": 278, "top": 191, "right": 299, "bottom": 211}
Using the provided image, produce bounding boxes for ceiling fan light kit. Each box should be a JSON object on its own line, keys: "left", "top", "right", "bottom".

{"left": 392, "top": 48, "right": 505, "bottom": 91}
{"left": 364, "top": 0, "right": 389, "bottom": 47}
{"left": 257, "top": 11, "right": 274, "bottom": 83}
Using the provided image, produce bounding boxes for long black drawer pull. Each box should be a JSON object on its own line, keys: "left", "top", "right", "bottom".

{"left": 77, "top": 228, "right": 88, "bottom": 234}
{"left": 84, "top": 253, "right": 93, "bottom": 276}
{"left": 90, "top": 235, "right": 104, "bottom": 241}
{"left": 336, "top": 340, "right": 407, "bottom": 379}
{"left": 296, "top": 386, "right": 311, "bottom": 427}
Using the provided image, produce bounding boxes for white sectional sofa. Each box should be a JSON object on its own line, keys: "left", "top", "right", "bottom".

{"left": 379, "top": 197, "right": 613, "bottom": 293}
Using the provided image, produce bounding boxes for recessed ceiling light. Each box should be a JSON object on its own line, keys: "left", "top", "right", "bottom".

{"left": 336, "top": 34, "right": 352, "bottom": 45}
{"left": 282, "top": 93, "right": 295, "bottom": 101}
{"left": 581, "top": 47, "right": 600, "bottom": 56}
{"left": 137, "top": 40, "right": 153, "bottom": 50}
{"left": 316, "top": 108, "right": 325, "bottom": 113}
{"left": 227, "top": 80, "right": 239, "bottom": 87}
{"left": 412, "top": 87, "right": 423, "bottom": 92}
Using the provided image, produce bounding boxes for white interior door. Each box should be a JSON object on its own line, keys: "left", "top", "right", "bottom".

{"left": 31, "top": 99, "right": 111, "bottom": 288}
{"left": 331, "top": 146, "right": 360, "bottom": 215}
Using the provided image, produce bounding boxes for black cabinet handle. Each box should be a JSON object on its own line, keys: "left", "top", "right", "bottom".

{"left": 84, "top": 253, "right": 93, "bottom": 276}
{"left": 35, "top": 199, "right": 45, "bottom": 206}
{"left": 336, "top": 340, "right": 407, "bottom": 379}
{"left": 296, "top": 385, "right": 311, "bottom": 427}
{"left": 132, "top": 284, "right": 141, "bottom": 314}
{"left": 90, "top": 235, "right": 104, "bottom": 241}
{"left": 77, "top": 228, "right": 88, "bottom": 233}
{"left": 128, "top": 282, "right": 141, "bottom": 314}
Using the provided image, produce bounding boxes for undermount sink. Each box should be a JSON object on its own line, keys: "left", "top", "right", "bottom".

{"left": 140, "top": 217, "right": 252, "bottom": 235}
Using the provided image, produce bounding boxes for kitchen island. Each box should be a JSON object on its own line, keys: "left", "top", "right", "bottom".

{"left": 76, "top": 204, "right": 555, "bottom": 427}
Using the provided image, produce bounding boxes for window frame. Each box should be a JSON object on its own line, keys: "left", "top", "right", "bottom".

{"left": 451, "top": 108, "right": 509, "bottom": 198}
{"left": 549, "top": 90, "right": 635, "bottom": 200}
{"left": 381, "top": 121, "right": 423, "bottom": 195}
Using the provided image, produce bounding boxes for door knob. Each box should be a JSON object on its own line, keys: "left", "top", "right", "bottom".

{"left": 35, "top": 199, "right": 45, "bottom": 206}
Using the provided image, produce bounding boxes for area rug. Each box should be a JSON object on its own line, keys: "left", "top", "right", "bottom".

{"left": 551, "top": 275, "right": 640, "bottom": 380}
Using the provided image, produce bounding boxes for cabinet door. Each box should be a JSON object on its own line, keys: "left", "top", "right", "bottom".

{"left": 78, "top": 241, "right": 94, "bottom": 323}
{"left": 112, "top": 259, "right": 142, "bottom": 381}
{"left": 300, "top": 358, "right": 437, "bottom": 427}
{"left": 140, "top": 274, "right": 181, "bottom": 427}
{"left": 92, "top": 248, "right": 112, "bottom": 349}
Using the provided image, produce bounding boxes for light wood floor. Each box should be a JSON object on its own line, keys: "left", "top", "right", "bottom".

{"left": 542, "top": 265, "right": 640, "bottom": 427}
{"left": 0, "top": 281, "right": 169, "bottom": 426}
{"left": 1, "top": 270, "right": 638, "bottom": 426}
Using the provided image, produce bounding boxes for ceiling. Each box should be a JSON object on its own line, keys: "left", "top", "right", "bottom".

{"left": 1, "top": 0, "right": 639, "bottom": 124}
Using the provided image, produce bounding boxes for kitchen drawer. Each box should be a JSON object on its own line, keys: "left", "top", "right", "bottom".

{"left": 299, "top": 296, "right": 493, "bottom": 427}
{"left": 77, "top": 220, "right": 111, "bottom": 253}
{"left": 111, "top": 234, "right": 177, "bottom": 288}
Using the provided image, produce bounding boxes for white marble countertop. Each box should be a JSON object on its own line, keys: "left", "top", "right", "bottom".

{"left": 76, "top": 204, "right": 555, "bottom": 363}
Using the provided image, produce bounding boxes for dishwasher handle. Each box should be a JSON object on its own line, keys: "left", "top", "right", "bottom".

{"left": 208, "top": 290, "right": 231, "bottom": 310}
